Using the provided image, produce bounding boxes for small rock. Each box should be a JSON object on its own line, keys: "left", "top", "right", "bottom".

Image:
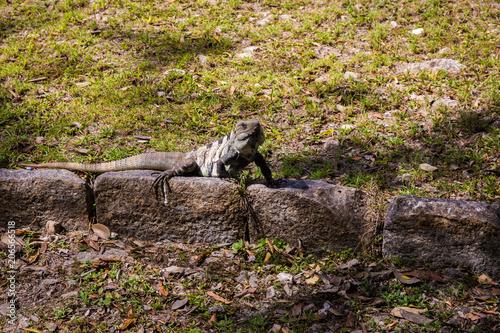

{"left": 266, "top": 286, "right": 275, "bottom": 298}
{"left": 340, "top": 124, "right": 354, "bottom": 130}
{"left": 390, "top": 21, "right": 398, "bottom": 28}
{"left": 198, "top": 55, "right": 208, "bottom": 65}
{"left": 432, "top": 98, "right": 458, "bottom": 109}
{"left": 438, "top": 47, "right": 452, "bottom": 54}
{"left": 234, "top": 270, "right": 249, "bottom": 283}
{"left": 400, "top": 173, "right": 413, "bottom": 182}
{"left": 255, "top": 16, "right": 272, "bottom": 25}
{"left": 235, "top": 52, "right": 253, "bottom": 59}
{"left": 323, "top": 138, "right": 340, "bottom": 152}
{"left": 344, "top": 71, "right": 358, "bottom": 80}
{"left": 46, "top": 322, "right": 58, "bottom": 332}
{"left": 162, "top": 266, "right": 184, "bottom": 276}
{"left": 143, "top": 305, "right": 153, "bottom": 311}
{"left": 75, "top": 148, "right": 89, "bottom": 155}
{"left": 419, "top": 163, "right": 438, "bottom": 172}
{"left": 270, "top": 323, "right": 282, "bottom": 333}
{"left": 46, "top": 220, "right": 62, "bottom": 234}
{"left": 276, "top": 272, "right": 293, "bottom": 283}
{"left": 248, "top": 274, "right": 259, "bottom": 288}
{"left": 242, "top": 46, "right": 260, "bottom": 53}
{"left": 315, "top": 74, "right": 331, "bottom": 83}
{"left": 36, "top": 136, "right": 45, "bottom": 144}
{"left": 157, "top": 91, "right": 165, "bottom": 97}
{"left": 398, "top": 58, "right": 465, "bottom": 74}
{"left": 412, "top": 28, "right": 424, "bottom": 35}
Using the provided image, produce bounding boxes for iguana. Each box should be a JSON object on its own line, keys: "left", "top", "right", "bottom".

{"left": 21, "top": 119, "right": 277, "bottom": 203}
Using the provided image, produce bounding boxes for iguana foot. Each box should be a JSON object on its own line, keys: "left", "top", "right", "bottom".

{"left": 152, "top": 171, "right": 173, "bottom": 203}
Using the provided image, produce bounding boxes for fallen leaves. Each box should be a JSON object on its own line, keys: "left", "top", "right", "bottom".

{"left": 118, "top": 318, "right": 137, "bottom": 330}
{"left": 419, "top": 163, "right": 438, "bottom": 172}
{"left": 206, "top": 291, "right": 232, "bottom": 304}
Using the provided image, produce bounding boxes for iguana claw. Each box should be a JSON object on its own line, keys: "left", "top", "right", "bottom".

{"left": 152, "top": 171, "right": 173, "bottom": 203}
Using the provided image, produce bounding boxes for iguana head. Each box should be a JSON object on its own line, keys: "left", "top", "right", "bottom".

{"left": 232, "top": 119, "right": 265, "bottom": 158}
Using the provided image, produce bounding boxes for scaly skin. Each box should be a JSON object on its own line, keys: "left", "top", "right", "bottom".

{"left": 21, "top": 152, "right": 186, "bottom": 172}
{"left": 21, "top": 119, "right": 277, "bottom": 204}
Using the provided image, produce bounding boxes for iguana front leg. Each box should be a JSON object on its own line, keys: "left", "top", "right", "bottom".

{"left": 254, "top": 152, "right": 281, "bottom": 186}
{"left": 152, "top": 159, "right": 198, "bottom": 204}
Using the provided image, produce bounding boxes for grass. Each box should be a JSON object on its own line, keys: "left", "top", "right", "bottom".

{"left": 1, "top": 0, "right": 499, "bottom": 210}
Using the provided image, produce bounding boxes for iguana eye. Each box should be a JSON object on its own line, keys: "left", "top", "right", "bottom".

{"left": 240, "top": 123, "right": 247, "bottom": 129}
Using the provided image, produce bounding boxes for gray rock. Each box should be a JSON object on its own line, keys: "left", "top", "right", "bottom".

{"left": 248, "top": 274, "right": 259, "bottom": 288}
{"left": 344, "top": 71, "right": 358, "bottom": 80}
{"left": 397, "top": 58, "right": 465, "bottom": 74}
{"left": 0, "top": 169, "right": 91, "bottom": 230}
{"left": 432, "top": 98, "right": 458, "bottom": 109}
{"left": 276, "top": 272, "right": 293, "bottom": 283}
{"left": 198, "top": 55, "right": 208, "bottom": 65}
{"left": 383, "top": 196, "right": 500, "bottom": 279}
{"left": 94, "top": 172, "right": 246, "bottom": 244}
{"left": 247, "top": 180, "right": 368, "bottom": 252}
{"left": 266, "top": 286, "right": 275, "bottom": 298}
{"left": 411, "top": 28, "right": 424, "bottom": 35}
{"left": 235, "top": 52, "right": 253, "bottom": 59}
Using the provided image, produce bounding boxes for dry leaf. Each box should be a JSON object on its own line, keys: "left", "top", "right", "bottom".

{"left": 291, "top": 303, "right": 302, "bottom": 317}
{"left": 399, "top": 309, "right": 433, "bottom": 324}
{"left": 394, "top": 270, "right": 421, "bottom": 285}
{"left": 374, "top": 113, "right": 383, "bottom": 119}
{"left": 172, "top": 298, "right": 189, "bottom": 310}
{"left": 267, "top": 239, "right": 274, "bottom": 253}
{"left": 86, "top": 238, "right": 100, "bottom": 251}
{"left": 206, "top": 291, "right": 232, "bottom": 304}
{"left": 28, "top": 250, "right": 39, "bottom": 264}
{"left": 264, "top": 252, "right": 272, "bottom": 262}
{"left": 229, "top": 86, "right": 235, "bottom": 95}
{"left": 420, "top": 163, "right": 438, "bottom": 172}
{"left": 118, "top": 318, "right": 136, "bottom": 330}
{"left": 404, "top": 270, "right": 446, "bottom": 283}
{"left": 209, "top": 313, "right": 217, "bottom": 326}
{"left": 391, "top": 307, "right": 426, "bottom": 318}
{"left": 477, "top": 274, "right": 494, "bottom": 284}
{"left": 305, "top": 274, "right": 320, "bottom": 285}
{"left": 159, "top": 283, "right": 169, "bottom": 297}
{"left": 463, "top": 312, "right": 481, "bottom": 321}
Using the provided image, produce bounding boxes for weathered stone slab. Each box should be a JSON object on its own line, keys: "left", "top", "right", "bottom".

{"left": 94, "top": 171, "right": 246, "bottom": 244}
{"left": 396, "top": 58, "right": 465, "bottom": 74}
{"left": 246, "top": 180, "right": 368, "bottom": 252}
{"left": 0, "top": 169, "right": 91, "bottom": 230}
{"left": 383, "top": 196, "right": 500, "bottom": 279}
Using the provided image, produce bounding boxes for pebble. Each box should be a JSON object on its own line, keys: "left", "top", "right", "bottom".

{"left": 276, "top": 272, "right": 293, "bottom": 283}
{"left": 266, "top": 286, "right": 275, "bottom": 298}
{"left": 412, "top": 28, "right": 424, "bottom": 35}
{"left": 390, "top": 21, "right": 398, "bottom": 28}
{"left": 198, "top": 55, "right": 208, "bottom": 65}
{"left": 235, "top": 52, "right": 253, "bottom": 59}
{"left": 432, "top": 98, "right": 458, "bottom": 109}
{"left": 344, "top": 71, "right": 358, "bottom": 80}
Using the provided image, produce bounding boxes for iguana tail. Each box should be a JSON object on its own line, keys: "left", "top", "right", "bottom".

{"left": 21, "top": 152, "right": 187, "bottom": 173}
